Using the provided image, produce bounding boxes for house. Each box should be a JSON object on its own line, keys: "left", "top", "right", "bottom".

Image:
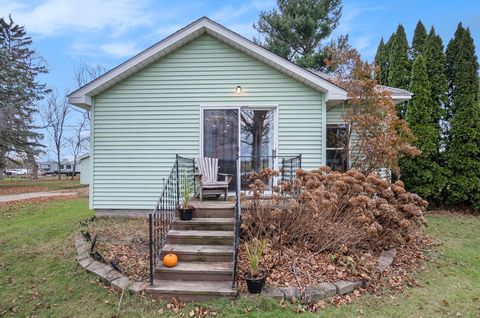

{"left": 79, "top": 154, "right": 90, "bottom": 185}
{"left": 38, "top": 160, "right": 58, "bottom": 175}
{"left": 68, "top": 17, "right": 410, "bottom": 214}
{"left": 68, "top": 17, "right": 411, "bottom": 300}
{"left": 38, "top": 159, "right": 81, "bottom": 176}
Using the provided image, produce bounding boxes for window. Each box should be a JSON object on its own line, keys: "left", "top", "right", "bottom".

{"left": 326, "top": 124, "right": 349, "bottom": 172}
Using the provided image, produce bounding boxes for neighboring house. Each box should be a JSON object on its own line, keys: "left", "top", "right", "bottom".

{"left": 79, "top": 154, "right": 90, "bottom": 185}
{"left": 38, "top": 161, "right": 58, "bottom": 175}
{"left": 68, "top": 17, "right": 410, "bottom": 213}
{"left": 38, "top": 160, "right": 81, "bottom": 176}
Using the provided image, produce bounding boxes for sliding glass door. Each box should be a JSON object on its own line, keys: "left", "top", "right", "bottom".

{"left": 202, "top": 107, "right": 276, "bottom": 191}
{"left": 203, "top": 109, "right": 239, "bottom": 190}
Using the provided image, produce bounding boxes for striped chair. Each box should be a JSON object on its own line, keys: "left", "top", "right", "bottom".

{"left": 195, "top": 157, "right": 232, "bottom": 201}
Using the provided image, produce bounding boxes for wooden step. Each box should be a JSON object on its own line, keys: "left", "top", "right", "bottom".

{"left": 166, "top": 230, "right": 234, "bottom": 245}
{"left": 146, "top": 280, "right": 237, "bottom": 302}
{"left": 155, "top": 261, "right": 233, "bottom": 281}
{"left": 175, "top": 208, "right": 235, "bottom": 218}
{"left": 171, "top": 218, "right": 234, "bottom": 231}
{"left": 161, "top": 244, "right": 233, "bottom": 262}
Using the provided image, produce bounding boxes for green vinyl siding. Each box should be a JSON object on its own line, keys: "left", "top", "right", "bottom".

{"left": 92, "top": 34, "right": 325, "bottom": 210}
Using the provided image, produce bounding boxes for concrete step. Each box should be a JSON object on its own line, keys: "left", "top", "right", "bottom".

{"left": 155, "top": 261, "right": 233, "bottom": 281}
{"left": 161, "top": 244, "right": 233, "bottom": 262}
{"left": 171, "top": 218, "right": 234, "bottom": 231}
{"left": 166, "top": 230, "right": 234, "bottom": 245}
{"left": 145, "top": 280, "right": 237, "bottom": 302}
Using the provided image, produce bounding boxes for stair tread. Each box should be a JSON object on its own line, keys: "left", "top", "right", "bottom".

{"left": 189, "top": 201, "right": 235, "bottom": 209}
{"left": 163, "top": 244, "right": 233, "bottom": 254}
{"left": 147, "top": 280, "right": 236, "bottom": 295}
{"left": 173, "top": 217, "right": 234, "bottom": 224}
{"left": 157, "top": 261, "right": 233, "bottom": 273}
{"left": 168, "top": 230, "right": 234, "bottom": 237}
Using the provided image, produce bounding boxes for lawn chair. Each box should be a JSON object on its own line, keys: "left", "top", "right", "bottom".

{"left": 195, "top": 157, "right": 232, "bottom": 201}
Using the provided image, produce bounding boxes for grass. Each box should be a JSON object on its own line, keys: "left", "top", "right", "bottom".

{"left": 0, "top": 198, "right": 479, "bottom": 317}
{"left": 0, "top": 177, "right": 87, "bottom": 195}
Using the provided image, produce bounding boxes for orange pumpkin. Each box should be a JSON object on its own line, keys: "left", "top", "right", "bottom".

{"left": 163, "top": 252, "right": 178, "bottom": 267}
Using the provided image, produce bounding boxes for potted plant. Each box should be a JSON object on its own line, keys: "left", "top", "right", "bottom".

{"left": 243, "top": 238, "right": 267, "bottom": 294}
{"left": 178, "top": 172, "right": 195, "bottom": 221}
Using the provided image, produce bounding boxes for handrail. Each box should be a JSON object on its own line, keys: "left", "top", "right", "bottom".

{"left": 149, "top": 154, "right": 196, "bottom": 286}
{"left": 232, "top": 153, "right": 242, "bottom": 288}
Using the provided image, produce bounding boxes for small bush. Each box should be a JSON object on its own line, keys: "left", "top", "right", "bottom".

{"left": 241, "top": 167, "right": 428, "bottom": 253}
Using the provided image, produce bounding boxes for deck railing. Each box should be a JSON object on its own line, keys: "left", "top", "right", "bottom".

{"left": 148, "top": 155, "right": 196, "bottom": 286}
{"left": 232, "top": 154, "right": 301, "bottom": 287}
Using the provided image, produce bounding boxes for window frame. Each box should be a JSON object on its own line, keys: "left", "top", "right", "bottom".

{"left": 326, "top": 124, "right": 349, "bottom": 172}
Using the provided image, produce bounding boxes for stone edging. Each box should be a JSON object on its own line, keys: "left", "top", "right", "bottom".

{"left": 74, "top": 234, "right": 147, "bottom": 294}
{"left": 263, "top": 247, "right": 397, "bottom": 301}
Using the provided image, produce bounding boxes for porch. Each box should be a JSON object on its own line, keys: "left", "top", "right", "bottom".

{"left": 145, "top": 154, "right": 301, "bottom": 301}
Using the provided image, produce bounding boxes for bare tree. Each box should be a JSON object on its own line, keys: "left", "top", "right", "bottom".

{"left": 42, "top": 90, "right": 69, "bottom": 180}
{"left": 69, "top": 112, "right": 88, "bottom": 179}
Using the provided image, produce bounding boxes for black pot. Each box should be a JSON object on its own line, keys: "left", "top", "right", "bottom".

{"left": 178, "top": 207, "right": 194, "bottom": 221}
{"left": 244, "top": 272, "right": 266, "bottom": 294}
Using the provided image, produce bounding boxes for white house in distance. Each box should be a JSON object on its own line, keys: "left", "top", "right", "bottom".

{"left": 68, "top": 17, "right": 411, "bottom": 214}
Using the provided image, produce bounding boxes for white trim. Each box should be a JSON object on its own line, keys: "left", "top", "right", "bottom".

{"left": 67, "top": 17, "right": 347, "bottom": 109}
{"left": 199, "top": 104, "right": 279, "bottom": 159}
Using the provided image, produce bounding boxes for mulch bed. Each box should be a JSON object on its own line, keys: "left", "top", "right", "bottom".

{"left": 84, "top": 217, "right": 150, "bottom": 281}
{"left": 237, "top": 232, "right": 433, "bottom": 308}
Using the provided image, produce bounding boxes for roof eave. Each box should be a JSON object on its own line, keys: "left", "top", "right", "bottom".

{"left": 67, "top": 17, "right": 347, "bottom": 108}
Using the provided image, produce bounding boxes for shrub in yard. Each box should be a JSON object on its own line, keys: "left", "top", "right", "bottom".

{"left": 241, "top": 167, "right": 428, "bottom": 253}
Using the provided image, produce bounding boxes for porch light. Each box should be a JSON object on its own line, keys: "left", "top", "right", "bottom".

{"left": 235, "top": 86, "right": 242, "bottom": 94}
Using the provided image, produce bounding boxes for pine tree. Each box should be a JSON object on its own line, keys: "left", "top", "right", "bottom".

{"left": 254, "top": 0, "right": 343, "bottom": 69}
{"left": 445, "top": 23, "right": 480, "bottom": 209}
{"left": 411, "top": 20, "right": 427, "bottom": 60}
{"left": 388, "top": 25, "right": 410, "bottom": 117}
{"left": 423, "top": 27, "right": 447, "bottom": 145}
{"left": 400, "top": 55, "right": 446, "bottom": 201}
{"left": 0, "top": 16, "right": 49, "bottom": 178}
{"left": 374, "top": 38, "right": 389, "bottom": 85}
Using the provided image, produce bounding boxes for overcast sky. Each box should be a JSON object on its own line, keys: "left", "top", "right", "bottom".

{"left": 1, "top": 0, "right": 479, "bottom": 161}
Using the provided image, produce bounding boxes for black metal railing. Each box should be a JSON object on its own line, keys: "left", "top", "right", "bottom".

{"left": 149, "top": 155, "right": 196, "bottom": 286}
{"left": 232, "top": 154, "right": 242, "bottom": 288}
{"left": 239, "top": 154, "right": 302, "bottom": 192}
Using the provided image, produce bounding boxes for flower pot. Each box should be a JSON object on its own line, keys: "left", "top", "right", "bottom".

{"left": 244, "top": 272, "right": 266, "bottom": 294}
{"left": 178, "top": 207, "right": 194, "bottom": 221}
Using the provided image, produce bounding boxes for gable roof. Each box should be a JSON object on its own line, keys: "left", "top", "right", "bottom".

{"left": 68, "top": 17, "right": 348, "bottom": 109}
{"left": 309, "top": 70, "right": 413, "bottom": 104}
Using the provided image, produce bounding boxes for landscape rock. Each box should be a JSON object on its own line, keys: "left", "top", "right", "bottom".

{"left": 303, "top": 285, "right": 326, "bottom": 301}
{"left": 378, "top": 248, "right": 396, "bottom": 272}
{"left": 86, "top": 260, "right": 105, "bottom": 273}
{"left": 78, "top": 257, "right": 93, "bottom": 269}
{"left": 333, "top": 280, "right": 355, "bottom": 295}
{"left": 129, "top": 281, "right": 148, "bottom": 294}
{"left": 263, "top": 286, "right": 284, "bottom": 299}
{"left": 279, "top": 287, "right": 301, "bottom": 301}
{"left": 317, "top": 282, "right": 337, "bottom": 298}
{"left": 102, "top": 269, "right": 123, "bottom": 284}
{"left": 111, "top": 276, "right": 130, "bottom": 292}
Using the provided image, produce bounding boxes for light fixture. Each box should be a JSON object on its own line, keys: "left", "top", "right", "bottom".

{"left": 235, "top": 85, "right": 242, "bottom": 94}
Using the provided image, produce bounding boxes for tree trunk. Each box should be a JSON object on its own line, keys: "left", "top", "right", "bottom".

{"left": 27, "top": 153, "right": 38, "bottom": 180}
{"left": 57, "top": 153, "right": 61, "bottom": 180}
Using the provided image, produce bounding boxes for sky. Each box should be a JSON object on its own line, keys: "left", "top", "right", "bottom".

{"left": 1, "top": 0, "right": 479, "bottom": 161}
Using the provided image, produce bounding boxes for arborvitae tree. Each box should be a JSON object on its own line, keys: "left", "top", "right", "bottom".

{"left": 0, "top": 16, "right": 49, "bottom": 178}
{"left": 411, "top": 20, "right": 427, "bottom": 60}
{"left": 374, "top": 38, "right": 389, "bottom": 85}
{"left": 254, "top": 0, "right": 343, "bottom": 69}
{"left": 400, "top": 55, "right": 446, "bottom": 201}
{"left": 445, "top": 24, "right": 480, "bottom": 209}
{"left": 388, "top": 25, "right": 410, "bottom": 117}
{"left": 423, "top": 27, "right": 447, "bottom": 144}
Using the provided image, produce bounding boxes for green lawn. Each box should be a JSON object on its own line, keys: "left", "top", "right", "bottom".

{"left": 0, "top": 177, "right": 86, "bottom": 195}
{"left": 0, "top": 198, "right": 479, "bottom": 317}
